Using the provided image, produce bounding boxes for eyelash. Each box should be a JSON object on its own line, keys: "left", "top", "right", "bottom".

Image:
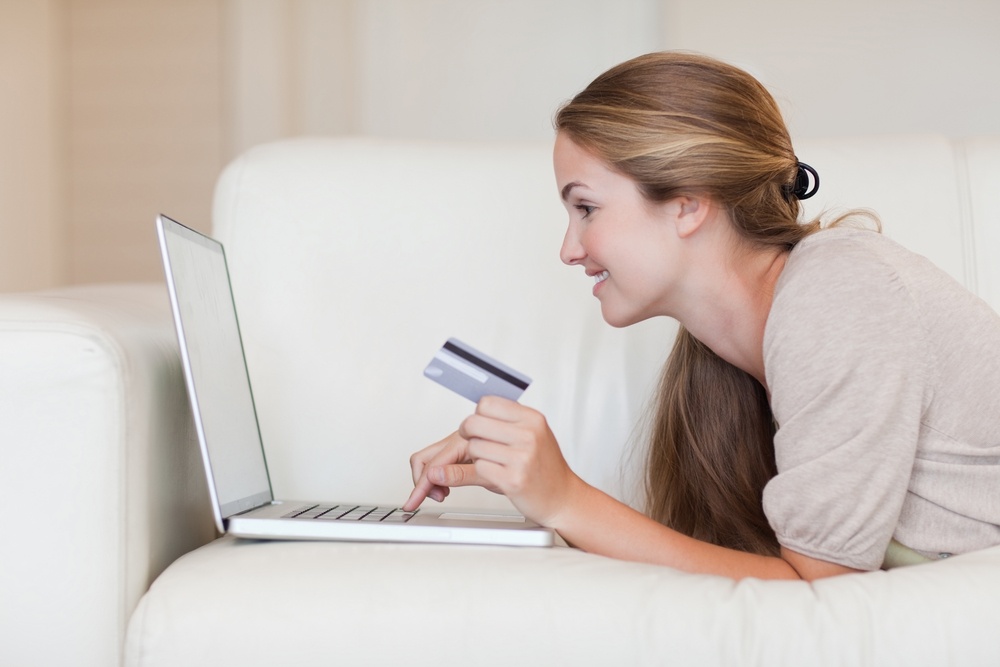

{"left": 575, "top": 204, "right": 595, "bottom": 218}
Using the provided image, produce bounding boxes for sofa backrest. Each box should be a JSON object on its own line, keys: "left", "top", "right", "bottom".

{"left": 212, "top": 135, "right": 999, "bottom": 511}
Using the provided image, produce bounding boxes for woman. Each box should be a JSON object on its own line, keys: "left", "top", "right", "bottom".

{"left": 402, "top": 52, "right": 1000, "bottom": 580}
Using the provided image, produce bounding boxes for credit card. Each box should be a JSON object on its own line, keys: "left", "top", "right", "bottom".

{"left": 423, "top": 338, "right": 532, "bottom": 403}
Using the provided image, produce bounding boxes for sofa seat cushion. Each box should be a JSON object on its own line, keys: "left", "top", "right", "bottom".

{"left": 126, "top": 537, "right": 1000, "bottom": 666}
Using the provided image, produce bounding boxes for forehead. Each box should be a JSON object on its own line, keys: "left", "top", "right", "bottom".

{"left": 553, "top": 132, "right": 601, "bottom": 173}
{"left": 553, "top": 133, "right": 639, "bottom": 199}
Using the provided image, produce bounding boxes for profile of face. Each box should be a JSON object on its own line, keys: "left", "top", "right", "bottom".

{"left": 553, "top": 132, "right": 693, "bottom": 328}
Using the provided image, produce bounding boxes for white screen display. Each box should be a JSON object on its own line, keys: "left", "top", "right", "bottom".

{"left": 161, "top": 219, "right": 272, "bottom": 517}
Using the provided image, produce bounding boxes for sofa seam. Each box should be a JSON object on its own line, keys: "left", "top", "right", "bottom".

{"left": 953, "top": 138, "right": 978, "bottom": 296}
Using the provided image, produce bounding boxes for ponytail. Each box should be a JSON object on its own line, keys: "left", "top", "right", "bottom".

{"left": 645, "top": 328, "right": 780, "bottom": 556}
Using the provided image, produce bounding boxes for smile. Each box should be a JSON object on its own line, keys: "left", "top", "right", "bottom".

{"left": 594, "top": 270, "right": 609, "bottom": 285}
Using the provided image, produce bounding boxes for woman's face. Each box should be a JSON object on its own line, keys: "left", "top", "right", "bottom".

{"left": 554, "top": 133, "right": 685, "bottom": 328}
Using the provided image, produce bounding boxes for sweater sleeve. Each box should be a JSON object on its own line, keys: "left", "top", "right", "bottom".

{"left": 762, "top": 234, "right": 930, "bottom": 571}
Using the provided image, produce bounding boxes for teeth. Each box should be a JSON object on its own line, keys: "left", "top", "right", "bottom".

{"left": 594, "top": 270, "right": 609, "bottom": 284}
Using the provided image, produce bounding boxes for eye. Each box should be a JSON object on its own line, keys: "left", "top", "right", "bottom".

{"left": 574, "top": 204, "right": 596, "bottom": 219}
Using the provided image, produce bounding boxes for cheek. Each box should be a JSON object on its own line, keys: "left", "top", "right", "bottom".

{"left": 580, "top": 225, "right": 610, "bottom": 258}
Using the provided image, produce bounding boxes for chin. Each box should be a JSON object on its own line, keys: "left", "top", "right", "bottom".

{"left": 600, "top": 307, "right": 647, "bottom": 329}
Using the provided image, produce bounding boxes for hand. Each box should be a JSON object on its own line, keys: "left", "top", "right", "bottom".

{"left": 403, "top": 396, "right": 579, "bottom": 526}
{"left": 403, "top": 430, "right": 501, "bottom": 511}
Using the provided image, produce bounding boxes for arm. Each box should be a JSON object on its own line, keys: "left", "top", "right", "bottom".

{"left": 547, "top": 477, "right": 858, "bottom": 580}
{"left": 762, "top": 235, "right": 928, "bottom": 572}
{"left": 404, "top": 396, "right": 858, "bottom": 581}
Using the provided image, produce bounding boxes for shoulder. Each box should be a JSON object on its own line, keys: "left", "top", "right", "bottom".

{"left": 767, "top": 228, "right": 915, "bottom": 342}
{"left": 777, "top": 226, "right": 904, "bottom": 295}
{"left": 763, "top": 227, "right": 930, "bottom": 395}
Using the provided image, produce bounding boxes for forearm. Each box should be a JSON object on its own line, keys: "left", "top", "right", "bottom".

{"left": 550, "top": 476, "right": 803, "bottom": 580}
{"left": 404, "top": 401, "right": 846, "bottom": 580}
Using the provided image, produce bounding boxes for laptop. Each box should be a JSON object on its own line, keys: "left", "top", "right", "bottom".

{"left": 155, "top": 214, "right": 554, "bottom": 547}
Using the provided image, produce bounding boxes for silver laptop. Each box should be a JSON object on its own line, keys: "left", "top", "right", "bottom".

{"left": 156, "top": 214, "right": 553, "bottom": 547}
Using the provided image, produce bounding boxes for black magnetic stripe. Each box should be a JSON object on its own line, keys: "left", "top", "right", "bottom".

{"left": 443, "top": 341, "right": 529, "bottom": 390}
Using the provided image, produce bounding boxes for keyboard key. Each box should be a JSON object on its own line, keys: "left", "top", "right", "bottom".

{"left": 338, "top": 507, "right": 376, "bottom": 521}
{"left": 314, "top": 505, "right": 352, "bottom": 520}
{"left": 282, "top": 504, "right": 318, "bottom": 518}
{"left": 287, "top": 504, "right": 406, "bottom": 521}
{"left": 360, "top": 508, "right": 397, "bottom": 521}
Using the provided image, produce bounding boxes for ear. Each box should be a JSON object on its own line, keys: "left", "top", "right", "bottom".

{"left": 671, "top": 196, "right": 713, "bottom": 239}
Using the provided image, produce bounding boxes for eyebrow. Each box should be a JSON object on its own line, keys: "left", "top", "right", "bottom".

{"left": 560, "top": 181, "right": 585, "bottom": 202}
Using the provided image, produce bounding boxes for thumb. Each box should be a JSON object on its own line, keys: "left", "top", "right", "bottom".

{"left": 429, "top": 463, "right": 481, "bottom": 488}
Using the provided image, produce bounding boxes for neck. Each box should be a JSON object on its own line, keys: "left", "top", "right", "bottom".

{"left": 677, "top": 245, "right": 787, "bottom": 388}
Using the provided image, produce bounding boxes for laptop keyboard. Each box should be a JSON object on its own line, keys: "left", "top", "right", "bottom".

{"left": 281, "top": 504, "right": 417, "bottom": 523}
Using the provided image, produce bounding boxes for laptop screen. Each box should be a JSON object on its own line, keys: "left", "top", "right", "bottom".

{"left": 157, "top": 216, "right": 272, "bottom": 522}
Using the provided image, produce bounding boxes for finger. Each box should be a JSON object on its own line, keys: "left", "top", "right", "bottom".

{"left": 459, "top": 413, "right": 531, "bottom": 451}
{"left": 405, "top": 435, "right": 463, "bottom": 510}
{"left": 475, "top": 395, "right": 526, "bottom": 421}
{"left": 466, "top": 437, "right": 515, "bottom": 467}
{"left": 406, "top": 441, "right": 468, "bottom": 508}
{"left": 459, "top": 412, "right": 515, "bottom": 443}
{"left": 472, "top": 457, "right": 508, "bottom": 489}
{"left": 426, "top": 462, "right": 483, "bottom": 489}
{"left": 402, "top": 479, "right": 450, "bottom": 512}
{"left": 404, "top": 434, "right": 475, "bottom": 511}
{"left": 408, "top": 436, "right": 454, "bottom": 485}
{"left": 468, "top": 439, "right": 540, "bottom": 497}
{"left": 428, "top": 485, "right": 450, "bottom": 502}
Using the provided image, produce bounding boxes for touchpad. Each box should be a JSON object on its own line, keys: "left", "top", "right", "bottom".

{"left": 439, "top": 513, "right": 525, "bottom": 523}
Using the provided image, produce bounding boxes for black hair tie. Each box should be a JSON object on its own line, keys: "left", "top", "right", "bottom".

{"left": 787, "top": 160, "right": 820, "bottom": 200}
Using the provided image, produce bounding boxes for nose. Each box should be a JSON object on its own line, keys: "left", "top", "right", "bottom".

{"left": 560, "top": 222, "right": 584, "bottom": 266}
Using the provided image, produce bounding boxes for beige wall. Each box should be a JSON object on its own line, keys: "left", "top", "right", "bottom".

{"left": 0, "top": 0, "right": 66, "bottom": 290}
{"left": 1, "top": 0, "right": 224, "bottom": 290}
{"left": 67, "top": 0, "right": 224, "bottom": 284}
{"left": 1, "top": 0, "right": 998, "bottom": 291}
{"left": 224, "top": 0, "right": 360, "bottom": 155}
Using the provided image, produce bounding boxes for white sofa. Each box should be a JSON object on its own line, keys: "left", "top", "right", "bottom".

{"left": 2, "top": 136, "right": 999, "bottom": 666}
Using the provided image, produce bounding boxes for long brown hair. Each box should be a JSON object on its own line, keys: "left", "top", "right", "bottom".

{"left": 554, "top": 52, "right": 822, "bottom": 556}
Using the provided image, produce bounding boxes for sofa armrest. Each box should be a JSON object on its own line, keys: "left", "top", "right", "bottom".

{"left": 0, "top": 284, "right": 216, "bottom": 667}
